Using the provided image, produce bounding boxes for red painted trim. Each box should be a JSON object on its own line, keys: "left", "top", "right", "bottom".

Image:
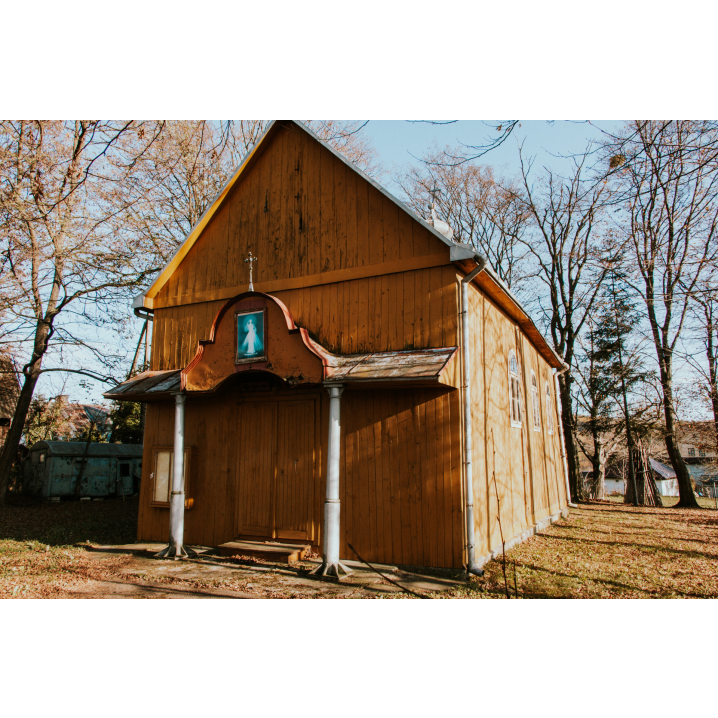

{"left": 181, "top": 291, "right": 316, "bottom": 386}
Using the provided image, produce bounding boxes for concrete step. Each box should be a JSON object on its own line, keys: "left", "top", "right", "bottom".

{"left": 217, "top": 540, "right": 311, "bottom": 564}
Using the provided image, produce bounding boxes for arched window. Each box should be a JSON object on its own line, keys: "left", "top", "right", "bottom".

{"left": 531, "top": 371, "right": 541, "bottom": 431}
{"left": 508, "top": 350, "right": 522, "bottom": 427}
{"left": 545, "top": 382, "right": 554, "bottom": 435}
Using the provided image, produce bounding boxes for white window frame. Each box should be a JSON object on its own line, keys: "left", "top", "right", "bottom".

{"left": 531, "top": 371, "right": 541, "bottom": 431}
{"left": 150, "top": 446, "right": 192, "bottom": 509}
{"left": 508, "top": 350, "right": 523, "bottom": 428}
{"left": 545, "top": 381, "right": 554, "bottom": 435}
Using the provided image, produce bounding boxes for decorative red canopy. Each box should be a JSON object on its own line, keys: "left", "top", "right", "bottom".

{"left": 105, "top": 292, "right": 457, "bottom": 401}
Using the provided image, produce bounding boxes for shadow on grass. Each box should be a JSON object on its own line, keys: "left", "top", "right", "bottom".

{"left": 0, "top": 494, "right": 139, "bottom": 547}
{"left": 60, "top": 575, "right": 255, "bottom": 599}
{"left": 509, "top": 562, "right": 709, "bottom": 599}
{"left": 536, "top": 532, "right": 718, "bottom": 562}
{"left": 548, "top": 521, "right": 718, "bottom": 546}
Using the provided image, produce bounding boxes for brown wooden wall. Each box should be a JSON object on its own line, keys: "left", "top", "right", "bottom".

{"left": 150, "top": 265, "right": 461, "bottom": 379}
{"left": 136, "top": 120, "right": 568, "bottom": 570}
{"left": 465, "top": 280, "right": 567, "bottom": 559}
{"left": 138, "top": 384, "right": 463, "bottom": 569}
{"left": 340, "top": 388, "right": 463, "bottom": 569}
{"left": 153, "top": 122, "right": 449, "bottom": 310}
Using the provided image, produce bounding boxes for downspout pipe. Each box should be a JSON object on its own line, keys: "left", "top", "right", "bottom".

{"left": 554, "top": 363, "right": 577, "bottom": 509}
{"left": 459, "top": 251, "right": 488, "bottom": 576}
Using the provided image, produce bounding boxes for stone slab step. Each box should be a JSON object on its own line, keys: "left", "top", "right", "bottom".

{"left": 217, "top": 541, "right": 311, "bottom": 564}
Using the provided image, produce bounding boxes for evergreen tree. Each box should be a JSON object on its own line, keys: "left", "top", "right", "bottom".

{"left": 108, "top": 401, "right": 142, "bottom": 444}
{"left": 579, "top": 270, "right": 653, "bottom": 501}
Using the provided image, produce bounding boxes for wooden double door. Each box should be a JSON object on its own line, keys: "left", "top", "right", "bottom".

{"left": 235, "top": 396, "right": 318, "bottom": 542}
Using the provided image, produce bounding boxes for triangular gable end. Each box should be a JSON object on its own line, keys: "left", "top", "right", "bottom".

{"left": 133, "top": 120, "right": 458, "bottom": 311}
{"left": 132, "top": 120, "right": 566, "bottom": 371}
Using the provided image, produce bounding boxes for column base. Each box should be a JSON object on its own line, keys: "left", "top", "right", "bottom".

{"left": 154, "top": 544, "right": 197, "bottom": 560}
{"left": 466, "top": 564, "right": 485, "bottom": 578}
{"left": 309, "top": 561, "right": 354, "bottom": 580}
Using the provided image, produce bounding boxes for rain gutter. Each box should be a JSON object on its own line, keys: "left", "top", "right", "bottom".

{"left": 452, "top": 246, "right": 488, "bottom": 576}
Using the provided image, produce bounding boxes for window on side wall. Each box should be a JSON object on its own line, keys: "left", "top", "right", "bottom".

{"left": 545, "top": 382, "right": 554, "bottom": 435}
{"left": 531, "top": 371, "right": 541, "bottom": 431}
{"left": 508, "top": 350, "right": 522, "bottom": 428}
{"left": 150, "top": 447, "right": 193, "bottom": 509}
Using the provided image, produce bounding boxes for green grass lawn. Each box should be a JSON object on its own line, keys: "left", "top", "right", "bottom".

{"left": 442, "top": 499, "right": 718, "bottom": 599}
{"left": 2, "top": 492, "right": 717, "bottom": 599}
{"left": 0, "top": 494, "right": 140, "bottom": 598}
{"left": 604, "top": 494, "right": 718, "bottom": 509}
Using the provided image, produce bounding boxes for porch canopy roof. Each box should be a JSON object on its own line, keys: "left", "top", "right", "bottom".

{"left": 106, "top": 291, "right": 459, "bottom": 402}
{"left": 104, "top": 346, "right": 457, "bottom": 402}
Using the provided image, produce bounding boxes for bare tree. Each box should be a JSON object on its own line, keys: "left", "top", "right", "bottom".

{"left": 684, "top": 277, "right": 718, "bottom": 458}
{"left": 0, "top": 120, "right": 164, "bottom": 503}
{"left": 606, "top": 121, "right": 718, "bottom": 508}
{"left": 306, "top": 120, "right": 380, "bottom": 176}
{"left": 396, "top": 148, "right": 532, "bottom": 288}
{"left": 516, "top": 146, "right": 618, "bottom": 502}
{"left": 123, "top": 120, "right": 379, "bottom": 265}
{"left": 0, "top": 119, "right": 378, "bottom": 503}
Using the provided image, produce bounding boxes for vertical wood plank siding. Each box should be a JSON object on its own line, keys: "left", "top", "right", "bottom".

{"left": 153, "top": 123, "right": 446, "bottom": 309}
{"left": 138, "top": 386, "right": 463, "bottom": 568}
{"left": 137, "top": 122, "right": 567, "bottom": 569}
{"left": 150, "top": 265, "right": 459, "bottom": 371}
{"left": 466, "top": 280, "right": 568, "bottom": 559}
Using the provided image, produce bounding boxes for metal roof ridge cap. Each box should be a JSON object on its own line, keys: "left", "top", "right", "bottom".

{"left": 458, "top": 256, "right": 567, "bottom": 370}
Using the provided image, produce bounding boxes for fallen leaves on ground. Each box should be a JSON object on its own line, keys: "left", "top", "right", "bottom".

{"left": 439, "top": 501, "right": 718, "bottom": 599}
{"left": 3, "top": 494, "right": 716, "bottom": 599}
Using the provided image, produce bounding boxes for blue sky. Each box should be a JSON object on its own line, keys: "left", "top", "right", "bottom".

{"left": 363, "top": 120, "right": 624, "bottom": 193}
{"left": 44, "top": 119, "right": 653, "bottom": 408}
{"left": 47, "top": 120, "right": 628, "bottom": 407}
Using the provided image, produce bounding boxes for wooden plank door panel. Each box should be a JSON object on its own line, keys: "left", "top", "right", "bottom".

{"left": 236, "top": 402, "right": 276, "bottom": 538}
{"left": 275, "top": 399, "right": 315, "bottom": 541}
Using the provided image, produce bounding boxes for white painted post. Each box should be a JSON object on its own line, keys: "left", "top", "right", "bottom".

{"left": 170, "top": 392, "right": 186, "bottom": 555}
{"left": 155, "top": 392, "right": 194, "bottom": 559}
{"left": 311, "top": 383, "right": 352, "bottom": 579}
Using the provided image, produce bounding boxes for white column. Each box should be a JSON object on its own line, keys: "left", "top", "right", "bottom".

{"left": 311, "top": 383, "right": 352, "bottom": 579}
{"left": 156, "top": 393, "right": 194, "bottom": 559}
{"left": 170, "top": 392, "right": 186, "bottom": 554}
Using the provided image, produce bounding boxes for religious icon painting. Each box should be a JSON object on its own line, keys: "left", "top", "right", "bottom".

{"left": 236, "top": 308, "right": 267, "bottom": 364}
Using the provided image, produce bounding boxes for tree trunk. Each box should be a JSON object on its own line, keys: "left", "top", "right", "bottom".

{"left": 659, "top": 358, "right": 699, "bottom": 508}
{"left": 705, "top": 310, "right": 718, "bottom": 457}
{"left": 558, "top": 373, "right": 586, "bottom": 502}
{"left": 0, "top": 318, "right": 54, "bottom": 505}
{"left": 595, "top": 447, "right": 606, "bottom": 500}
{"left": 0, "top": 370, "right": 41, "bottom": 505}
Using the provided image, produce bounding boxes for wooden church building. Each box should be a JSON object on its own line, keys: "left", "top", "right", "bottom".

{"left": 106, "top": 120, "right": 570, "bottom": 575}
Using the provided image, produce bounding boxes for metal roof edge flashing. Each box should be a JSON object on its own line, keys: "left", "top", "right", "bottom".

{"left": 450, "top": 247, "right": 565, "bottom": 370}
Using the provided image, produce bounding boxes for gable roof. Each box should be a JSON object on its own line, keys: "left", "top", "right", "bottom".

{"left": 135, "top": 119, "right": 461, "bottom": 307}
{"left": 133, "top": 120, "right": 566, "bottom": 370}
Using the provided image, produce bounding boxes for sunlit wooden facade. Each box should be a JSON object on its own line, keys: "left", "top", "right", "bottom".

{"left": 110, "top": 120, "right": 569, "bottom": 570}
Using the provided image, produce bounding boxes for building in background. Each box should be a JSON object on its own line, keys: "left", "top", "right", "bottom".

{"left": 678, "top": 421, "right": 718, "bottom": 495}
{"left": 22, "top": 441, "right": 142, "bottom": 499}
{"left": 601, "top": 457, "right": 679, "bottom": 497}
